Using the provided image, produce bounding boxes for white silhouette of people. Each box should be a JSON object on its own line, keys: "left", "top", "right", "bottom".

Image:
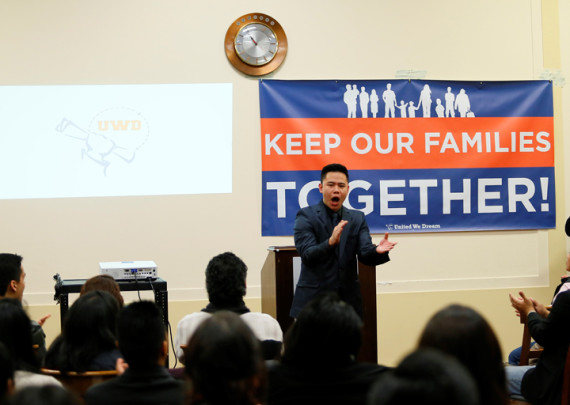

{"left": 370, "top": 89, "right": 379, "bottom": 118}
{"left": 408, "top": 101, "right": 420, "bottom": 118}
{"left": 435, "top": 99, "right": 444, "bottom": 117}
{"left": 444, "top": 87, "right": 455, "bottom": 117}
{"left": 395, "top": 100, "right": 408, "bottom": 118}
{"left": 417, "top": 84, "right": 432, "bottom": 117}
{"left": 454, "top": 89, "right": 471, "bottom": 117}
{"left": 359, "top": 86, "right": 369, "bottom": 118}
{"left": 344, "top": 84, "right": 358, "bottom": 118}
{"left": 382, "top": 83, "right": 397, "bottom": 118}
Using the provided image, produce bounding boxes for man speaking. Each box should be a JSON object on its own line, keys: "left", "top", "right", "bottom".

{"left": 290, "top": 163, "right": 397, "bottom": 318}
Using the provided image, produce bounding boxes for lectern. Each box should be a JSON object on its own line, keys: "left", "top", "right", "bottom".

{"left": 261, "top": 246, "right": 378, "bottom": 363}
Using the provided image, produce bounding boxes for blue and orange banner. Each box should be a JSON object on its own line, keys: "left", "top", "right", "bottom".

{"left": 260, "top": 79, "right": 554, "bottom": 236}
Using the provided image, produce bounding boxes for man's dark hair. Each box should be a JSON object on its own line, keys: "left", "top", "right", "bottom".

{"left": 184, "top": 311, "right": 266, "bottom": 405}
{"left": 367, "top": 349, "right": 479, "bottom": 405}
{"left": 282, "top": 292, "right": 362, "bottom": 367}
{"left": 205, "top": 252, "right": 247, "bottom": 308}
{"left": 117, "top": 301, "right": 165, "bottom": 370}
{"left": 0, "top": 254, "right": 22, "bottom": 297}
{"left": 321, "top": 163, "right": 349, "bottom": 183}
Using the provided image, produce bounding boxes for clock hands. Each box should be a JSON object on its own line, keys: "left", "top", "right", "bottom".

{"left": 249, "top": 35, "right": 258, "bottom": 46}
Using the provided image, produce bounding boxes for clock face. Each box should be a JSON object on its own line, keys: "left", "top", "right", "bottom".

{"left": 235, "top": 23, "right": 278, "bottom": 66}
{"left": 224, "top": 13, "right": 287, "bottom": 76}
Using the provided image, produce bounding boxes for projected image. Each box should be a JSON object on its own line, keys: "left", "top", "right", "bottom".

{"left": 0, "top": 83, "right": 233, "bottom": 199}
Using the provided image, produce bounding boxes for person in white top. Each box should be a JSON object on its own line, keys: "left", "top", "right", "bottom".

{"left": 175, "top": 252, "right": 283, "bottom": 362}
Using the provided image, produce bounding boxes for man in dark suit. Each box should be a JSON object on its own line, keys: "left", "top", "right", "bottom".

{"left": 290, "top": 163, "right": 397, "bottom": 318}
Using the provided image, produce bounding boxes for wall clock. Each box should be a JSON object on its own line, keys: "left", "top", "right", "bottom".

{"left": 224, "top": 13, "right": 288, "bottom": 76}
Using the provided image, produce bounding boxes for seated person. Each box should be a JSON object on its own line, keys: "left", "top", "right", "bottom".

{"left": 184, "top": 311, "right": 267, "bottom": 405}
{"left": 0, "top": 342, "right": 14, "bottom": 404}
{"left": 85, "top": 301, "right": 185, "bottom": 405}
{"left": 506, "top": 289, "right": 570, "bottom": 405}
{"left": 0, "top": 254, "right": 49, "bottom": 363}
{"left": 175, "top": 252, "right": 282, "bottom": 361}
{"left": 266, "top": 292, "right": 388, "bottom": 405}
{"left": 44, "top": 291, "right": 121, "bottom": 372}
{"left": 0, "top": 299, "right": 61, "bottom": 391}
{"left": 80, "top": 274, "right": 124, "bottom": 308}
{"left": 7, "top": 385, "right": 80, "bottom": 405}
{"left": 418, "top": 304, "right": 508, "bottom": 405}
{"left": 508, "top": 253, "right": 570, "bottom": 365}
{"left": 367, "top": 349, "right": 479, "bottom": 405}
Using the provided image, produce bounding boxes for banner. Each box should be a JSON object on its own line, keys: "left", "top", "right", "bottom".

{"left": 260, "top": 79, "right": 554, "bottom": 236}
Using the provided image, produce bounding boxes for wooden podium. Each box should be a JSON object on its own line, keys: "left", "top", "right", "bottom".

{"left": 261, "top": 246, "right": 378, "bottom": 363}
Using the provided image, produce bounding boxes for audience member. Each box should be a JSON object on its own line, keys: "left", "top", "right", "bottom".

{"left": 505, "top": 289, "right": 570, "bottom": 405}
{"left": 0, "top": 342, "right": 14, "bottom": 404}
{"left": 84, "top": 300, "right": 185, "bottom": 405}
{"left": 44, "top": 290, "right": 121, "bottom": 372}
{"left": 175, "top": 252, "right": 282, "bottom": 361}
{"left": 7, "top": 385, "right": 80, "bottom": 405}
{"left": 0, "top": 299, "right": 61, "bottom": 390}
{"left": 367, "top": 349, "right": 479, "bottom": 405}
{"left": 184, "top": 311, "right": 266, "bottom": 405}
{"left": 418, "top": 304, "right": 508, "bottom": 405}
{"left": 80, "top": 275, "right": 124, "bottom": 308}
{"left": 266, "top": 292, "right": 388, "bottom": 405}
{"left": 0, "top": 254, "right": 49, "bottom": 362}
{"left": 507, "top": 253, "right": 570, "bottom": 365}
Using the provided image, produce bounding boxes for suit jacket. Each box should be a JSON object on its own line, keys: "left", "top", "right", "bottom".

{"left": 291, "top": 200, "right": 389, "bottom": 318}
{"left": 521, "top": 290, "right": 570, "bottom": 405}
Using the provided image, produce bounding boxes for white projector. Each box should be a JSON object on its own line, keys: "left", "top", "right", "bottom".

{"left": 99, "top": 261, "right": 158, "bottom": 280}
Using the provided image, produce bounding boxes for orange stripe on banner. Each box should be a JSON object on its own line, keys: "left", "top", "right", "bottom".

{"left": 260, "top": 117, "right": 554, "bottom": 171}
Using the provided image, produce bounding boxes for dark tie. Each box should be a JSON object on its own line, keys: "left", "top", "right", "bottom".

{"left": 332, "top": 212, "right": 340, "bottom": 228}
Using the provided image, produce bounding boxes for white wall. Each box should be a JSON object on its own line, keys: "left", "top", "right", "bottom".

{"left": 0, "top": 0, "right": 567, "bottom": 366}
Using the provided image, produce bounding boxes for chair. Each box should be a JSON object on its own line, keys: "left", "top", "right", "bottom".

{"left": 41, "top": 368, "right": 118, "bottom": 401}
{"left": 518, "top": 310, "right": 544, "bottom": 366}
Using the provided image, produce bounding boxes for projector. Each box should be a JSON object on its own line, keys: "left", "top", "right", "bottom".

{"left": 99, "top": 261, "right": 157, "bottom": 280}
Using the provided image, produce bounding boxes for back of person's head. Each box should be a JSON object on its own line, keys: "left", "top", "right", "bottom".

{"left": 367, "top": 349, "right": 479, "bottom": 405}
{"left": 80, "top": 275, "right": 124, "bottom": 308}
{"left": 282, "top": 292, "right": 362, "bottom": 367}
{"left": 321, "top": 163, "right": 349, "bottom": 182}
{"left": 58, "top": 290, "right": 119, "bottom": 371}
{"left": 418, "top": 304, "right": 507, "bottom": 405}
{"left": 117, "top": 300, "right": 165, "bottom": 370}
{"left": 0, "top": 255, "right": 22, "bottom": 297}
{"left": 0, "top": 342, "right": 14, "bottom": 403}
{"left": 184, "top": 311, "right": 266, "bottom": 405}
{"left": 7, "top": 385, "right": 80, "bottom": 405}
{"left": 0, "top": 299, "right": 37, "bottom": 371}
{"left": 205, "top": 252, "right": 247, "bottom": 308}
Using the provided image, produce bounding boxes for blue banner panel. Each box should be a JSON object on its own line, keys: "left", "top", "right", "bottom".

{"left": 260, "top": 79, "right": 555, "bottom": 236}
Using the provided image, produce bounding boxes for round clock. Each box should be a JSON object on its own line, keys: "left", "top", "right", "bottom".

{"left": 224, "top": 13, "right": 288, "bottom": 76}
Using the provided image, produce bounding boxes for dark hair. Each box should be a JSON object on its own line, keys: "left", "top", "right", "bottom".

{"left": 0, "top": 299, "right": 38, "bottom": 372}
{"left": 44, "top": 290, "right": 119, "bottom": 372}
{"left": 80, "top": 275, "right": 124, "bottom": 307}
{"left": 282, "top": 292, "right": 362, "bottom": 367}
{"left": 205, "top": 252, "right": 247, "bottom": 308}
{"left": 0, "top": 254, "right": 22, "bottom": 297}
{"left": 7, "top": 385, "right": 80, "bottom": 405}
{"left": 320, "top": 163, "right": 349, "bottom": 183}
{"left": 0, "top": 342, "right": 13, "bottom": 401}
{"left": 367, "top": 349, "right": 479, "bottom": 405}
{"left": 117, "top": 301, "right": 165, "bottom": 370}
{"left": 418, "top": 304, "right": 508, "bottom": 405}
{"left": 184, "top": 311, "right": 266, "bottom": 405}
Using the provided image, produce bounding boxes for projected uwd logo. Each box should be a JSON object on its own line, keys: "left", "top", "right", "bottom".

{"left": 56, "top": 107, "right": 149, "bottom": 175}
{"left": 97, "top": 120, "right": 143, "bottom": 131}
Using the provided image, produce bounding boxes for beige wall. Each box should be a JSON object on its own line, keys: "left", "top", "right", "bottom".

{"left": 1, "top": 0, "right": 568, "bottom": 367}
